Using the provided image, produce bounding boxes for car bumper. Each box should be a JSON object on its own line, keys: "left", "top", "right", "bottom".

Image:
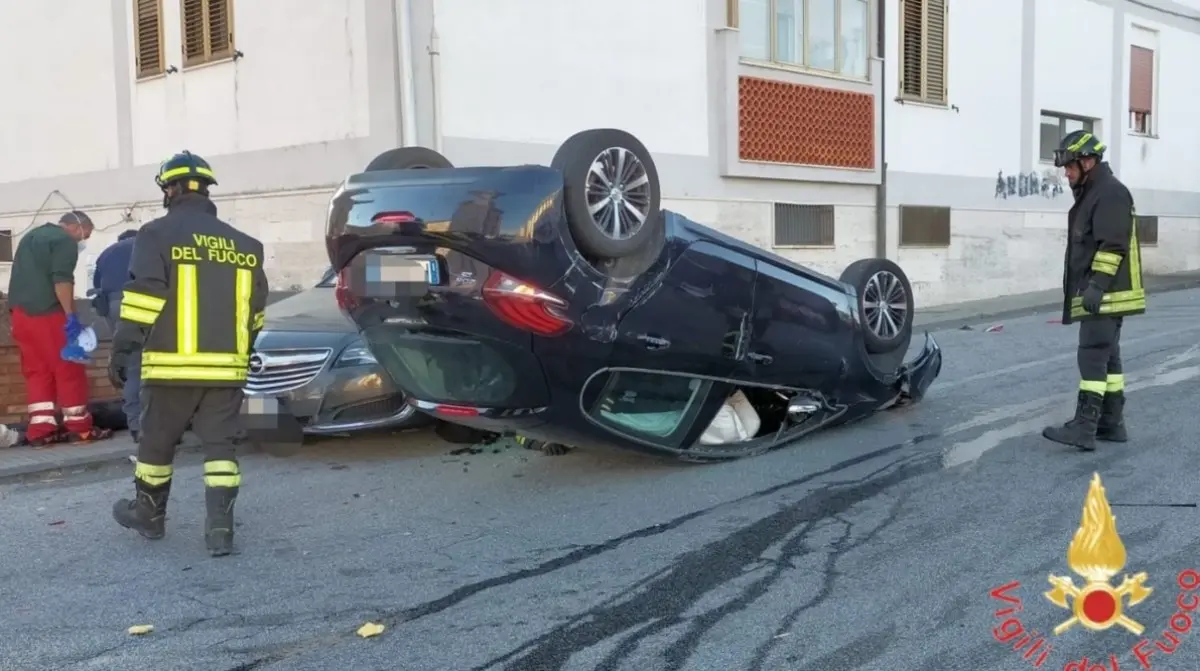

{"left": 245, "top": 357, "right": 424, "bottom": 435}
{"left": 898, "top": 332, "right": 942, "bottom": 402}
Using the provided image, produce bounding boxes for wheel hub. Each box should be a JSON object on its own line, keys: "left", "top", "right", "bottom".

{"left": 861, "top": 270, "right": 908, "bottom": 340}
{"left": 585, "top": 147, "right": 651, "bottom": 241}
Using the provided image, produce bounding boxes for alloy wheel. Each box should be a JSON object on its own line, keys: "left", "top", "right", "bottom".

{"left": 862, "top": 270, "right": 908, "bottom": 341}
{"left": 584, "top": 147, "right": 652, "bottom": 241}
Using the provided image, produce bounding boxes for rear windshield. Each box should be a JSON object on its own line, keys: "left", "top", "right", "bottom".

{"left": 363, "top": 329, "right": 527, "bottom": 407}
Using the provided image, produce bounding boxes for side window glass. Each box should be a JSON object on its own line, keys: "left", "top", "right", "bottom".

{"left": 583, "top": 370, "right": 712, "bottom": 448}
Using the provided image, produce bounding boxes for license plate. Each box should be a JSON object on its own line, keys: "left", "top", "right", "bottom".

{"left": 365, "top": 256, "right": 440, "bottom": 296}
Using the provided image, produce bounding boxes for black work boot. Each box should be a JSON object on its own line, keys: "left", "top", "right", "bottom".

{"left": 113, "top": 481, "right": 170, "bottom": 539}
{"left": 204, "top": 487, "right": 239, "bottom": 557}
{"left": 1096, "top": 391, "right": 1128, "bottom": 442}
{"left": 1042, "top": 391, "right": 1104, "bottom": 451}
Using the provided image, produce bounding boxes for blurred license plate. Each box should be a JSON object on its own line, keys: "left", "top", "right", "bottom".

{"left": 373, "top": 258, "right": 439, "bottom": 284}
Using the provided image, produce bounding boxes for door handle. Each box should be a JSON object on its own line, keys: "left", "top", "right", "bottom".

{"left": 636, "top": 334, "right": 670, "bottom": 350}
{"left": 747, "top": 352, "right": 773, "bottom": 365}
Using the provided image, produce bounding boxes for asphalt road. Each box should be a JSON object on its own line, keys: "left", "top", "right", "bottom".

{"left": 5, "top": 290, "right": 1200, "bottom": 671}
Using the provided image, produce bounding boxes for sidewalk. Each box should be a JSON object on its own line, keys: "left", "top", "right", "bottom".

{"left": 4, "top": 271, "right": 1200, "bottom": 482}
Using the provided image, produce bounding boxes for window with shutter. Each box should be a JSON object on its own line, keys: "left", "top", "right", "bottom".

{"left": 1129, "top": 45, "right": 1154, "bottom": 135}
{"left": 133, "top": 0, "right": 165, "bottom": 79}
{"left": 181, "top": 0, "right": 235, "bottom": 68}
{"left": 899, "top": 0, "right": 948, "bottom": 105}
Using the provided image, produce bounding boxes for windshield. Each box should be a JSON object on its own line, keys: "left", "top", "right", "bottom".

{"left": 316, "top": 267, "right": 336, "bottom": 288}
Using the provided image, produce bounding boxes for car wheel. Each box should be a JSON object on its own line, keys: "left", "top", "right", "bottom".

{"left": 840, "top": 258, "right": 915, "bottom": 354}
{"left": 550, "top": 129, "right": 663, "bottom": 260}
{"left": 364, "top": 146, "right": 453, "bottom": 172}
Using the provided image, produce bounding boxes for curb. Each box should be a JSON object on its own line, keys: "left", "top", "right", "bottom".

{"left": 0, "top": 442, "right": 201, "bottom": 485}
{"left": 915, "top": 277, "right": 1200, "bottom": 332}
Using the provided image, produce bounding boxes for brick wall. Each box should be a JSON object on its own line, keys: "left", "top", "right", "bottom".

{"left": 0, "top": 298, "right": 119, "bottom": 424}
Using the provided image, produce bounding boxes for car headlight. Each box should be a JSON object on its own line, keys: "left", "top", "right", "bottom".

{"left": 335, "top": 340, "right": 378, "bottom": 367}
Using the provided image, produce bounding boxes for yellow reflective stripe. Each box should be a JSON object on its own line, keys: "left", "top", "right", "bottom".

{"left": 142, "top": 351, "right": 248, "bottom": 367}
{"left": 235, "top": 268, "right": 252, "bottom": 356}
{"left": 159, "top": 166, "right": 215, "bottom": 181}
{"left": 1129, "top": 213, "right": 1143, "bottom": 293}
{"left": 252, "top": 311, "right": 265, "bottom": 331}
{"left": 134, "top": 462, "right": 173, "bottom": 486}
{"left": 1067, "top": 133, "right": 1093, "bottom": 152}
{"left": 1093, "top": 142, "right": 1106, "bottom": 152}
{"left": 1080, "top": 380, "right": 1106, "bottom": 394}
{"left": 122, "top": 291, "right": 166, "bottom": 312}
{"left": 177, "top": 264, "right": 199, "bottom": 355}
{"left": 1106, "top": 374, "right": 1125, "bottom": 392}
{"left": 204, "top": 459, "right": 241, "bottom": 488}
{"left": 142, "top": 365, "right": 248, "bottom": 381}
{"left": 1093, "top": 251, "right": 1122, "bottom": 266}
{"left": 1091, "top": 260, "right": 1119, "bottom": 275}
{"left": 1070, "top": 298, "right": 1146, "bottom": 319}
{"left": 1070, "top": 288, "right": 1146, "bottom": 307}
{"left": 120, "top": 305, "right": 159, "bottom": 324}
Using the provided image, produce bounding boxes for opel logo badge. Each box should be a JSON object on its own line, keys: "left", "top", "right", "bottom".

{"left": 248, "top": 354, "right": 264, "bottom": 374}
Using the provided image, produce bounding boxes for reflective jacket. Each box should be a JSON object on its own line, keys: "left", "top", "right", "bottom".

{"left": 1061, "top": 162, "right": 1145, "bottom": 324}
{"left": 113, "top": 195, "right": 269, "bottom": 386}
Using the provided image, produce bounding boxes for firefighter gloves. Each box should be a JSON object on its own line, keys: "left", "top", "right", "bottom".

{"left": 108, "top": 349, "right": 132, "bottom": 389}
{"left": 1081, "top": 283, "right": 1105, "bottom": 315}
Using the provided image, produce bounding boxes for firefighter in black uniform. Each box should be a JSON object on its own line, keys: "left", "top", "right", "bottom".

{"left": 1042, "top": 131, "right": 1144, "bottom": 451}
{"left": 109, "top": 151, "right": 269, "bottom": 556}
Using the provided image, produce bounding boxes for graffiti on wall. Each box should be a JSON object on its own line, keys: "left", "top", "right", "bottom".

{"left": 994, "top": 169, "right": 1066, "bottom": 199}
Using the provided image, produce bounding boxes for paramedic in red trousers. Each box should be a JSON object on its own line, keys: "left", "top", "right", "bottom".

{"left": 7, "top": 211, "right": 113, "bottom": 445}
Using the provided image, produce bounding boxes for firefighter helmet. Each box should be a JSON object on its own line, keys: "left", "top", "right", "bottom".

{"left": 155, "top": 151, "right": 218, "bottom": 189}
{"left": 1053, "top": 131, "right": 1106, "bottom": 168}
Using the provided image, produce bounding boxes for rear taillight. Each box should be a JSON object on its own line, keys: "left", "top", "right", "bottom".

{"left": 335, "top": 268, "right": 359, "bottom": 312}
{"left": 482, "top": 271, "right": 572, "bottom": 337}
{"left": 372, "top": 211, "right": 417, "bottom": 226}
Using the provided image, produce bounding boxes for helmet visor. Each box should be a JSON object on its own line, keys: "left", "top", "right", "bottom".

{"left": 1052, "top": 149, "right": 1077, "bottom": 168}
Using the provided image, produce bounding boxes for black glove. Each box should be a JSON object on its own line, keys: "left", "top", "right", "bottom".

{"left": 1081, "top": 282, "right": 1104, "bottom": 315}
{"left": 108, "top": 349, "right": 131, "bottom": 390}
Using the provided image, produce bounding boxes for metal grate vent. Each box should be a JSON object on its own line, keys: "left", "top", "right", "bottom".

{"left": 773, "top": 204, "right": 835, "bottom": 247}
{"left": 899, "top": 205, "right": 951, "bottom": 247}
{"left": 1136, "top": 215, "right": 1158, "bottom": 246}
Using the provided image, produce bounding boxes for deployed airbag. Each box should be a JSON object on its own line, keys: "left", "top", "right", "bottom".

{"left": 699, "top": 390, "right": 761, "bottom": 445}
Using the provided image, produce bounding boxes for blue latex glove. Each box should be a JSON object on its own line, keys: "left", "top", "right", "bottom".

{"left": 64, "top": 313, "right": 85, "bottom": 341}
{"left": 61, "top": 343, "right": 91, "bottom": 364}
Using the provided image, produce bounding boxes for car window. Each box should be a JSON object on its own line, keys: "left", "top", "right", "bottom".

{"left": 583, "top": 370, "right": 713, "bottom": 448}
{"left": 316, "top": 267, "right": 336, "bottom": 288}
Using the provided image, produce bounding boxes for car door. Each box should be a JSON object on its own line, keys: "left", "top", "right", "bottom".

{"left": 736, "top": 260, "right": 848, "bottom": 389}
{"left": 609, "top": 241, "right": 756, "bottom": 377}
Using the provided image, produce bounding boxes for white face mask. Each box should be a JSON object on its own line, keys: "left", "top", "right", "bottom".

{"left": 77, "top": 241, "right": 87, "bottom": 253}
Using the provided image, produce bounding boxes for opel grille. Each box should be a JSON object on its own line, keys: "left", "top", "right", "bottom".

{"left": 245, "top": 349, "right": 333, "bottom": 395}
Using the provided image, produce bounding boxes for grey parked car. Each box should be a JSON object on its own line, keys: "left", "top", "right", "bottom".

{"left": 246, "top": 269, "right": 430, "bottom": 435}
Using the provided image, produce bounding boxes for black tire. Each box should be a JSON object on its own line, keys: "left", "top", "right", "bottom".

{"left": 839, "top": 258, "right": 915, "bottom": 354}
{"left": 550, "top": 129, "right": 662, "bottom": 260}
{"left": 364, "top": 146, "right": 453, "bottom": 172}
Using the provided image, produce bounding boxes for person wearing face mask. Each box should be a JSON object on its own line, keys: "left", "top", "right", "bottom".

{"left": 1042, "top": 130, "right": 1144, "bottom": 451}
{"left": 6, "top": 211, "right": 114, "bottom": 445}
{"left": 108, "top": 151, "right": 268, "bottom": 557}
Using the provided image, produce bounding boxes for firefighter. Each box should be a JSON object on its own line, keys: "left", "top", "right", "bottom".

{"left": 7, "top": 211, "right": 113, "bottom": 445}
{"left": 1042, "top": 130, "right": 1144, "bottom": 451}
{"left": 108, "top": 151, "right": 269, "bottom": 556}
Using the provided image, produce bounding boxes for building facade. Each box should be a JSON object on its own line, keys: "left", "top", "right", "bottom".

{"left": 0, "top": 0, "right": 1196, "bottom": 306}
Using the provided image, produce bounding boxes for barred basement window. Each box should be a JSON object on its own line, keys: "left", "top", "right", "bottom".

{"left": 899, "top": 205, "right": 951, "bottom": 247}
{"left": 0, "top": 231, "right": 12, "bottom": 263}
{"left": 773, "top": 204, "right": 835, "bottom": 247}
{"left": 1137, "top": 215, "right": 1158, "bottom": 246}
{"left": 899, "top": 0, "right": 948, "bottom": 104}
{"left": 133, "top": 0, "right": 165, "bottom": 79}
{"left": 182, "top": 0, "right": 235, "bottom": 68}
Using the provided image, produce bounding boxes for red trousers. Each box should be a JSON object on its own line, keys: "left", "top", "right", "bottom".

{"left": 11, "top": 307, "right": 93, "bottom": 440}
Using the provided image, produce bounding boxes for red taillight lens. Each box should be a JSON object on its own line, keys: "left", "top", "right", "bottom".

{"left": 335, "top": 268, "right": 359, "bottom": 312}
{"left": 481, "top": 271, "right": 572, "bottom": 337}
{"left": 373, "top": 211, "right": 417, "bottom": 225}
{"left": 431, "top": 404, "right": 480, "bottom": 417}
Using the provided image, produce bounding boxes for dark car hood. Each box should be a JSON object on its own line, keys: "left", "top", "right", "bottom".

{"left": 261, "top": 288, "right": 353, "bottom": 333}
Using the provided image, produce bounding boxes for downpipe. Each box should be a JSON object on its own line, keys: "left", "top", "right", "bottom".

{"left": 429, "top": 23, "right": 444, "bottom": 154}
{"left": 874, "top": 0, "right": 888, "bottom": 259}
{"left": 396, "top": 0, "right": 418, "bottom": 146}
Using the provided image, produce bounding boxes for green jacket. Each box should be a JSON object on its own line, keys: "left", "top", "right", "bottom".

{"left": 6, "top": 223, "right": 78, "bottom": 315}
{"left": 1062, "top": 163, "right": 1145, "bottom": 324}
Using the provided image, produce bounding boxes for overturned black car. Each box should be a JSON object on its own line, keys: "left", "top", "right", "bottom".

{"left": 325, "top": 129, "right": 942, "bottom": 461}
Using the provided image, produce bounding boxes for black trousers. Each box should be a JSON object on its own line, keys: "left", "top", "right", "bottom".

{"left": 1078, "top": 317, "right": 1124, "bottom": 396}
{"left": 133, "top": 386, "right": 244, "bottom": 490}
